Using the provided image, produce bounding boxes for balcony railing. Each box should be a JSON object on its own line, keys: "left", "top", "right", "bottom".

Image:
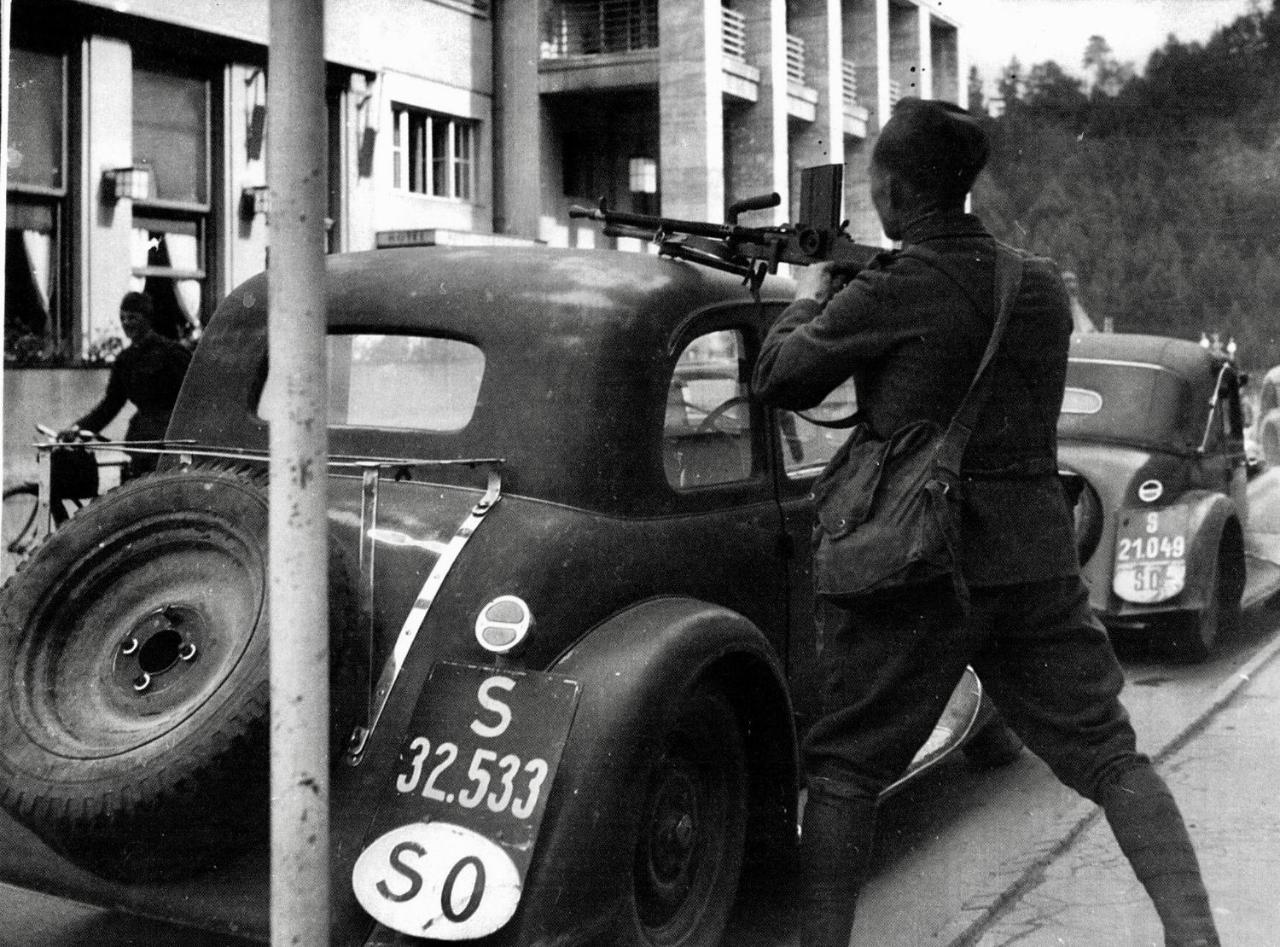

{"left": 541, "top": 0, "right": 659, "bottom": 59}
{"left": 786, "top": 33, "right": 805, "bottom": 85}
{"left": 721, "top": 6, "right": 747, "bottom": 62}
{"left": 841, "top": 58, "right": 858, "bottom": 112}
{"left": 888, "top": 78, "right": 902, "bottom": 107}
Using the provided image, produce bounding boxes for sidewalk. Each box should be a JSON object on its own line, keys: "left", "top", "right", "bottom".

{"left": 957, "top": 630, "right": 1280, "bottom": 946}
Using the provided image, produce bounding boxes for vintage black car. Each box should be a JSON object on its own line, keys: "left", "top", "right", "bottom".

{"left": 1058, "top": 332, "right": 1280, "bottom": 661}
{"left": 0, "top": 246, "right": 1013, "bottom": 946}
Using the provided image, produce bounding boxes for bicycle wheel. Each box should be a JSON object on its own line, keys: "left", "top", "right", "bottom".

{"left": 2, "top": 483, "right": 42, "bottom": 579}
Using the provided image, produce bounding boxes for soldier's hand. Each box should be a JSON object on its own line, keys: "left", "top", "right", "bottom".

{"left": 794, "top": 262, "right": 837, "bottom": 304}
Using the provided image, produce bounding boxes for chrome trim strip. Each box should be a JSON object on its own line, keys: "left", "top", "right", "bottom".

{"left": 345, "top": 465, "right": 502, "bottom": 765}
{"left": 357, "top": 464, "right": 381, "bottom": 728}
{"left": 1067, "top": 357, "right": 1166, "bottom": 371}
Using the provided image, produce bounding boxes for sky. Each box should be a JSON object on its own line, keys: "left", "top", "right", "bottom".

{"left": 952, "top": 0, "right": 1265, "bottom": 89}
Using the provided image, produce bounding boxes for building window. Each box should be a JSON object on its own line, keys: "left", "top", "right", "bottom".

{"left": 132, "top": 64, "right": 211, "bottom": 339}
{"left": 5, "top": 44, "right": 68, "bottom": 363}
{"left": 391, "top": 105, "right": 475, "bottom": 200}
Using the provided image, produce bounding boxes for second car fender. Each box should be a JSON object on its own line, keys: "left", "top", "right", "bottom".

{"left": 1177, "top": 490, "right": 1239, "bottom": 610}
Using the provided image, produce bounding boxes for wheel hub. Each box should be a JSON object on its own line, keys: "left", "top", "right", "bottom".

{"left": 114, "top": 605, "right": 202, "bottom": 695}
{"left": 641, "top": 767, "right": 701, "bottom": 918}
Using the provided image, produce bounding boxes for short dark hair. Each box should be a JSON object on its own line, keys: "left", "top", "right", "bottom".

{"left": 120, "top": 291, "right": 155, "bottom": 320}
{"left": 871, "top": 97, "right": 990, "bottom": 204}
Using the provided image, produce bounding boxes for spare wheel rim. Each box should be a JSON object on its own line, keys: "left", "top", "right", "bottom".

{"left": 13, "top": 518, "right": 265, "bottom": 761}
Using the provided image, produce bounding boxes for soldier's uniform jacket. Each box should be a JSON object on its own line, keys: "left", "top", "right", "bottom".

{"left": 753, "top": 209, "right": 1079, "bottom": 587}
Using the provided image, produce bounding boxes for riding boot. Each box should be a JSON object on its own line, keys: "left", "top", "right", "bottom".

{"left": 1100, "top": 762, "right": 1220, "bottom": 947}
{"left": 799, "top": 779, "right": 877, "bottom": 947}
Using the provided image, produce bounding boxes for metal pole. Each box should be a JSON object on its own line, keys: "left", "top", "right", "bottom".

{"left": 266, "top": 1, "right": 330, "bottom": 945}
{"left": 1, "top": 0, "right": 12, "bottom": 520}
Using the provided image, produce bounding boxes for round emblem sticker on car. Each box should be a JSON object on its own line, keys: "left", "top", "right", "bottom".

{"left": 1138, "top": 480, "right": 1164, "bottom": 503}
{"left": 353, "top": 821, "right": 522, "bottom": 940}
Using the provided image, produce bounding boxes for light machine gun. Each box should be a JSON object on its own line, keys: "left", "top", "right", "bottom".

{"left": 570, "top": 164, "right": 882, "bottom": 298}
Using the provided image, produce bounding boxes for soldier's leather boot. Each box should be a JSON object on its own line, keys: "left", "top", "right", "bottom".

{"left": 799, "top": 778, "right": 877, "bottom": 947}
{"left": 1100, "top": 762, "right": 1220, "bottom": 947}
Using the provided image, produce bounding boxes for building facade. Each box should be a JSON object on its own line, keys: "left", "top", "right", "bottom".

{"left": 4, "top": 0, "right": 963, "bottom": 364}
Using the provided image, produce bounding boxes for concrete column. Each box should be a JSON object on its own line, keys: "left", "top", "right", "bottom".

{"left": 931, "top": 20, "right": 960, "bottom": 104}
{"left": 916, "top": 5, "right": 933, "bottom": 99}
{"left": 225, "top": 63, "right": 269, "bottom": 288}
{"left": 492, "top": 0, "right": 541, "bottom": 238}
{"left": 889, "top": 3, "right": 926, "bottom": 104}
{"left": 724, "top": 0, "right": 787, "bottom": 223}
{"left": 789, "top": 0, "right": 844, "bottom": 218}
{"left": 659, "top": 0, "right": 723, "bottom": 220}
{"left": 844, "top": 0, "right": 888, "bottom": 242}
{"left": 81, "top": 35, "right": 134, "bottom": 356}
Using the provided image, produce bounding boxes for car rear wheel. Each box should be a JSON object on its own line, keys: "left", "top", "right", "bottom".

{"left": 617, "top": 687, "right": 748, "bottom": 947}
{"left": 1169, "top": 531, "right": 1243, "bottom": 663}
{"left": 0, "top": 466, "right": 360, "bottom": 880}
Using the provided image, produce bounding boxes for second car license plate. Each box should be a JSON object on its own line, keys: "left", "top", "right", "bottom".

{"left": 1113, "top": 507, "right": 1188, "bottom": 604}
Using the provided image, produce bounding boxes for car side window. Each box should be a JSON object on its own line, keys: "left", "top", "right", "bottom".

{"left": 1219, "top": 372, "right": 1244, "bottom": 444}
{"left": 664, "top": 330, "right": 753, "bottom": 489}
{"left": 778, "top": 378, "right": 858, "bottom": 478}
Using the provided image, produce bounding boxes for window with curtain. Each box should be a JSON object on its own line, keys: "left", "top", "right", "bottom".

{"left": 5, "top": 45, "right": 67, "bottom": 362}
{"left": 131, "top": 64, "right": 212, "bottom": 339}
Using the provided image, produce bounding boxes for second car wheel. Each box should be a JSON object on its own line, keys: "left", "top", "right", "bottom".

{"left": 616, "top": 686, "right": 748, "bottom": 947}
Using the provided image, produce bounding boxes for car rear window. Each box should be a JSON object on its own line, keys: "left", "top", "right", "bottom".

{"left": 1058, "top": 360, "right": 1193, "bottom": 447}
{"left": 1060, "top": 386, "right": 1103, "bottom": 415}
{"left": 258, "top": 333, "right": 485, "bottom": 432}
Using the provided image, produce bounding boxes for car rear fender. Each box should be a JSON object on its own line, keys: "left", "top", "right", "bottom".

{"left": 1175, "top": 490, "right": 1241, "bottom": 611}
{"left": 506, "top": 596, "right": 797, "bottom": 944}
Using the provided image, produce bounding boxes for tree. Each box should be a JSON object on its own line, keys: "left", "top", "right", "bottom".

{"left": 967, "top": 65, "right": 986, "bottom": 115}
{"left": 1082, "top": 35, "right": 1133, "bottom": 96}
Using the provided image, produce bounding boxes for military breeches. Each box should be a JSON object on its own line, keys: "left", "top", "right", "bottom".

{"left": 803, "top": 575, "right": 1144, "bottom": 802}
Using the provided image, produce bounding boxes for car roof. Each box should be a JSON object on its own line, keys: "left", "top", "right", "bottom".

{"left": 1068, "top": 332, "right": 1229, "bottom": 382}
{"left": 1062, "top": 333, "right": 1233, "bottom": 451}
{"left": 171, "top": 246, "right": 793, "bottom": 513}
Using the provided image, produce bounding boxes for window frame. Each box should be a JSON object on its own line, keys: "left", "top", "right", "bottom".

{"left": 5, "top": 41, "right": 71, "bottom": 361}
{"left": 390, "top": 104, "right": 477, "bottom": 201}
{"left": 129, "top": 60, "right": 217, "bottom": 332}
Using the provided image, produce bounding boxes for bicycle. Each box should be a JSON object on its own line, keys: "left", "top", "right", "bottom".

{"left": 2, "top": 424, "right": 125, "bottom": 578}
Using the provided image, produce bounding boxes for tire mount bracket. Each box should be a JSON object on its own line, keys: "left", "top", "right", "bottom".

{"left": 345, "top": 461, "right": 503, "bottom": 766}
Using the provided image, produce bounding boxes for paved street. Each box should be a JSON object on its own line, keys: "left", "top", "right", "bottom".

{"left": 2, "top": 602, "right": 1278, "bottom": 946}
{"left": 726, "top": 597, "right": 1280, "bottom": 946}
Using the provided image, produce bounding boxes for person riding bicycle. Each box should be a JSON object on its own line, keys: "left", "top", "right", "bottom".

{"left": 58, "top": 291, "right": 192, "bottom": 480}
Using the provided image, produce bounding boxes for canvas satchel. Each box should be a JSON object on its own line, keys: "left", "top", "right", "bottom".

{"left": 811, "top": 244, "right": 1025, "bottom": 603}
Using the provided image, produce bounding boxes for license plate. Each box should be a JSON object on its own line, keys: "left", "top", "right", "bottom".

{"left": 1113, "top": 507, "right": 1188, "bottom": 603}
{"left": 354, "top": 662, "right": 580, "bottom": 939}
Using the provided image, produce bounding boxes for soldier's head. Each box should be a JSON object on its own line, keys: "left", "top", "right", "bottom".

{"left": 870, "top": 97, "right": 989, "bottom": 239}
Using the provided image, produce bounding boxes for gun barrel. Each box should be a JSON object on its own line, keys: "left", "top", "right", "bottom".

{"left": 568, "top": 203, "right": 770, "bottom": 242}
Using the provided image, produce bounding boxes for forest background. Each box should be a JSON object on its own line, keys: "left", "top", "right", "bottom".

{"left": 967, "top": 0, "right": 1280, "bottom": 371}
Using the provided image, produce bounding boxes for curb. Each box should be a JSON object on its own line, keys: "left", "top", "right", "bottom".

{"left": 944, "top": 627, "right": 1280, "bottom": 947}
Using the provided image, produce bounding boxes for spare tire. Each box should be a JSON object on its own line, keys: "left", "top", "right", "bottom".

{"left": 0, "top": 466, "right": 361, "bottom": 880}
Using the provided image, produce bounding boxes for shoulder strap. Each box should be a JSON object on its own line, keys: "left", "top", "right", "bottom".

{"left": 933, "top": 244, "right": 1025, "bottom": 476}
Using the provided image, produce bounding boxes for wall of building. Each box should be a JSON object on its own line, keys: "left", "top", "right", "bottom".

{"left": 8, "top": 0, "right": 497, "bottom": 363}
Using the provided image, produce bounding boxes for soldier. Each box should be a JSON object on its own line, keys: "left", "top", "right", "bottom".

{"left": 753, "top": 98, "right": 1219, "bottom": 947}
